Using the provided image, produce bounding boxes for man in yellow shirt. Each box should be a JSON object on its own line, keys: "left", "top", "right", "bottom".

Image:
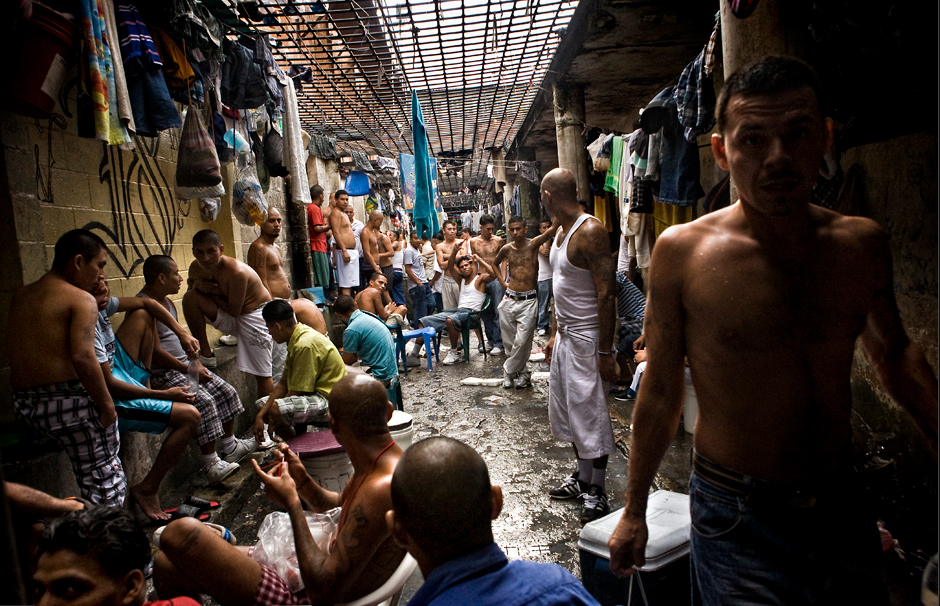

{"left": 254, "top": 299, "right": 346, "bottom": 441}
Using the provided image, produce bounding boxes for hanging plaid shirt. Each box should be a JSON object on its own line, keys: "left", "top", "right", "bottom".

{"left": 704, "top": 16, "right": 720, "bottom": 76}
{"left": 673, "top": 49, "right": 716, "bottom": 143}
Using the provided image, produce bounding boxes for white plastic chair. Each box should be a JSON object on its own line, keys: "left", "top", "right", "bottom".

{"left": 334, "top": 553, "right": 419, "bottom": 606}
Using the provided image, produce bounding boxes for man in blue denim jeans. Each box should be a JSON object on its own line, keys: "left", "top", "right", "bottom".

{"left": 607, "top": 55, "right": 938, "bottom": 605}
{"left": 403, "top": 231, "right": 435, "bottom": 334}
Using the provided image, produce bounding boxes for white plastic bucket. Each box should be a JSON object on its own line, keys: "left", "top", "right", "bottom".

{"left": 389, "top": 410, "right": 414, "bottom": 450}
{"left": 302, "top": 452, "right": 354, "bottom": 493}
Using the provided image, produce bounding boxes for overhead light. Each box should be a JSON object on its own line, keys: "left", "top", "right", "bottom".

{"left": 340, "top": 156, "right": 352, "bottom": 163}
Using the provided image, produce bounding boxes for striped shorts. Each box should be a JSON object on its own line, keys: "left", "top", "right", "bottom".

{"left": 13, "top": 380, "right": 126, "bottom": 505}
{"left": 150, "top": 369, "right": 243, "bottom": 446}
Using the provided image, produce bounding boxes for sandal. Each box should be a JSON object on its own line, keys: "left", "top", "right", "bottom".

{"left": 164, "top": 503, "right": 210, "bottom": 521}
{"left": 184, "top": 496, "right": 221, "bottom": 510}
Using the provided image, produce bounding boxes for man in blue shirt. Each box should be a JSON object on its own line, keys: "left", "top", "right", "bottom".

{"left": 387, "top": 436, "right": 601, "bottom": 606}
{"left": 332, "top": 295, "right": 398, "bottom": 385}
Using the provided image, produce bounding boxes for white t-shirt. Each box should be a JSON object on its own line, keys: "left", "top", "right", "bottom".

{"left": 403, "top": 245, "right": 427, "bottom": 289}
{"left": 351, "top": 219, "right": 364, "bottom": 255}
{"left": 94, "top": 297, "right": 120, "bottom": 365}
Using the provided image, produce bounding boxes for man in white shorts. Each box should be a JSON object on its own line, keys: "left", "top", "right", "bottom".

{"left": 326, "top": 189, "right": 360, "bottom": 295}
{"left": 542, "top": 168, "right": 619, "bottom": 525}
{"left": 182, "top": 230, "right": 277, "bottom": 398}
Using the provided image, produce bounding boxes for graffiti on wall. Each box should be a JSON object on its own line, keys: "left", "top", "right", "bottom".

{"left": 84, "top": 135, "right": 192, "bottom": 278}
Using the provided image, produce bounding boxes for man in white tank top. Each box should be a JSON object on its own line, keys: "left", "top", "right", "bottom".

{"left": 541, "top": 168, "right": 619, "bottom": 525}
{"left": 410, "top": 246, "right": 499, "bottom": 366}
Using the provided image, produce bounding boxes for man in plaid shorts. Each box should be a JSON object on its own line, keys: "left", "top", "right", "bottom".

{"left": 137, "top": 255, "right": 265, "bottom": 486}
{"left": 8, "top": 230, "right": 126, "bottom": 506}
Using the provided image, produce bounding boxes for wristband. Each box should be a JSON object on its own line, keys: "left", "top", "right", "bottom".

{"left": 598, "top": 351, "right": 613, "bottom": 357}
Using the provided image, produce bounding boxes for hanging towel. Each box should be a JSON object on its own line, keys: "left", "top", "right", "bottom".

{"left": 100, "top": 0, "right": 134, "bottom": 139}
{"left": 279, "top": 74, "right": 310, "bottom": 203}
{"left": 593, "top": 193, "right": 613, "bottom": 232}
{"left": 411, "top": 90, "right": 439, "bottom": 239}
{"left": 604, "top": 135, "right": 623, "bottom": 196}
{"left": 79, "top": 0, "right": 131, "bottom": 145}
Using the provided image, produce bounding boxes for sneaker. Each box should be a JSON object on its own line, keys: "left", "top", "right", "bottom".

{"left": 514, "top": 374, "right": 531, "bottom": 389}
{"left": 478, "top": 343, "right": 493, "bottom": 354}
{"left": 442, "top": 351, "right": 462, "bottom": 365}
{"left": 203, "top": 457, "right": 239, "bottom": 484}
{"left": 219, "top": 334, "right": 238, "bottom": 346}
{"left": 490, "top": 346, "right": 504, "bottom": 356}
{"left": 549, "top": 473, "right": 587, "bottom": 500}
{"left": 404, "top": 355, "right": 421, "bottom": 367}
{"left": 199, "top": 353, "right": 217, "bottom": 368}
{"left": 610, "top": 384, "right": 634, "bottom": 401}
{"left": 580, "top": 484, "right": 610, "bottom": 524}
{"left": 256, "top": 428, "right": 276, "bottom": 450}
{"left": 537, "top": 328, "right": 548, "bottom": 336}
{"left": 221, "top": 437, "right": 256, "bottom": 464}
{"left": 503, "top": 373, "right": 515, "bottom": 388}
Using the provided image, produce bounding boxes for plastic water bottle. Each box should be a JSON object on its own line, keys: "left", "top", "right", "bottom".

{"left": 922, "top": 553, "right": 938, "bottom": 606}
{"left": 187, "top": 357, "right": 200, "bottom": 394}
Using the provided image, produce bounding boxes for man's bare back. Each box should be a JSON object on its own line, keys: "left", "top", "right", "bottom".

{"left": 187, "top": 256, "right": 270, "bottom": 316}
{"left": 377, "top": 231, "right": 394, "bottom": 269}
{"left": 8, "top": 275, "right": 101, "bottom": 389}
{"left": 355, "top": 286, "right": 385, "bottom": 316}
{"left": 659, "top": 204, "right": 887, "bottom": 480}
{"left": 291, "top": 298, "right": 327, "bottom": 335}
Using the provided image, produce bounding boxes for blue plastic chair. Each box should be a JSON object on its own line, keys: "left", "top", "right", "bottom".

{"left": 389, "top": 325, "right": 440, "bottom": 372}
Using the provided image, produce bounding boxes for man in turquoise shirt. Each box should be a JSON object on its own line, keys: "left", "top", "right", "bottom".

{"left": 333, "top": 295, "right": 398, "bottom": 385}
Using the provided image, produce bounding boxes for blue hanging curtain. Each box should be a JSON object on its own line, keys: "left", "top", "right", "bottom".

{"left": 411, "top": 90, "right": 439, "bottom": 239}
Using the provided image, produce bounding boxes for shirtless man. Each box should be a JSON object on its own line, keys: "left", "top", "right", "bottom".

{"left": 355, "top": 272, "right": 408, "bottom": 325}
{"left": 8, "top": 230, "right": 124, "bottom": 506}
{"left": 154, "top": 375, "right": 406, "bottom": 606}
{"left": 182, "top": 230, "right": 276, "bottom": 397}
{"left": 361, "top": 211, "right": 391, "bottom": 283}
{"left": 434, "top": 221, "right": 468, "bottom": 312}
{"left": 607, "top": 56, "right": 938, "bottom": 605}
{"left": 541, "top": 169, "right": 618, "bottom": 526}
{"left": 290, "top": 298, "right": 327, "bottom": 335}
{"left": 470, "top": 215, "right": 505, "bottom": 355}
{"left": 491, "top": 216, "right": 558, "bottom": 389}
{"left": 376, "top": 226, "right": 396, "bottom": 288}
{"left": 247, "top": 207, "right": 291, "bottom": 300}
{"left": 326, "top": 189, "right": 359, "bottom": 295}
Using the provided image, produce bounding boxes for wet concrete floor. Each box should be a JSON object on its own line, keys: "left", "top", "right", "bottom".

{"left": 227, "top": 333, "right": 694, "bottom": 602}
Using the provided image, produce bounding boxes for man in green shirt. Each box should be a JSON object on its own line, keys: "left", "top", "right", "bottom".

{"left": 254, "top": 300, "right": 346, "bottom": 441}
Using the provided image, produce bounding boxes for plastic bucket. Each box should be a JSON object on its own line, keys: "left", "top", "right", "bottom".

{"left": 389, "top": 410, "right": 414, "bottom": 450}
{"left": 2, "top": 3, "right": 78, "bottom": 118}
{"left": 302, "top": 452, "right": 354, "bottom": 493}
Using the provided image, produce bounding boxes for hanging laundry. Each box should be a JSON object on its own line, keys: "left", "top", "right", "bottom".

{"left": 641, "top": 86, "right": 704, "bottom": 207}
{"left": 604, "top": 135, "right": 623, "bottom": 197}
{"left": 704, "top": 15, "right": 720, "bottom": 77}
{"left": 262, "top": 126, "right": 288, "bottom": 177}
{"left": 629, "top": 129, "right": 650, "bottom": 181}
{"left": 518, "top": 160, "right": 541, "bottom": 185}
{"left": 165, "top": 0, "right": 224, "bottom": 60}
{"left": 594, "top": 192, "right": 613, "bottom": 232}
{"left": 308, "top": 134, "right": 341, "bottom": 161}
{"left": 278, "top": 69, "right": 311, "bottom": 203}
{"left": 99, "top": 0, "right": 134, "bottom": 141}
{"left": 352, "top": 151, "right": 375, "bottom": 173}
{"left": 254, "top": 36, "right": 284, "bottom": 111}
{"left": 673, "top": 49, "right": 716, "bottom": 142}
{"left": 587, "top": 134, "right": 606, "bottom": 172}
{"left": 78, "top": 0, "right": 131, "bottom": 145}
{"left": 287, "top": 64, "right": 313, "bottom": 91}
{"left": 220, "top": 40, "right": 268, "bottom": 109}
{"left": 375, "top": 156, "right": 399, "bottom": 176}
{"left": 652, "top": 201, "right": 696, "bottom": 236}
{"left": 150, "top": 28, "right": 195, "bottom": 89}
{"left": 176, "top": 107, "right": 224, "bottom": 199}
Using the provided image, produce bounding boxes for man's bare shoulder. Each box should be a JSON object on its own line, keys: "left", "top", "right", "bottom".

{"left": 814, "top": 206, "right": 885, "bottom": 245}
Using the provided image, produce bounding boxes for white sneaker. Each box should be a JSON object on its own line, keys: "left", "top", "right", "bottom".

{"left": 203, "top": 457, "right": 239, "bottom": 484}
{"left": 199, "top": 353, "right": 217, "bottom": 368}
{"left": 490, "top": 346, "right": 504, "bottom": 355}
{"left": 256, "top": 428, "right": 276, "bottom": 450}
{"left": 442, "top": 351, "right": 462, "bottom": 365}
{"left": 537, "top": 329, "right": 548, "bottom": 336}
{"left": 219, "top": 334, "right": 238, "bottom": 346}
{"left": 221, "top": 437, "right": 256, "bottom": 464}
{"left": 503, "top": 373, "right": 515, "bottom": 388}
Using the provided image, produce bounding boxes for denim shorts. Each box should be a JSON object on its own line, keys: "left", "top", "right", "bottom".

{"left": 689, "top": 466, "right": 887, "bottom": 606}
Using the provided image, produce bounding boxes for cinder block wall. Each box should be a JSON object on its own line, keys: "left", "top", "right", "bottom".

{"left": 0, "top": 82, "right": 292, "bottom": 500}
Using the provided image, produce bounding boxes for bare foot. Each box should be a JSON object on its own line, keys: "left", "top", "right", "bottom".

{"left": 131, "top": 483, "right": 170, "bottom": 521}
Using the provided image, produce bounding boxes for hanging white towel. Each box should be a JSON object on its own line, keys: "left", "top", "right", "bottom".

{"left": 279, "top": 78, "right": 311, "bottom": 204}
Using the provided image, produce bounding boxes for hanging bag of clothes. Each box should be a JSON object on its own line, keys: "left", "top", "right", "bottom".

{"left": 231, "top": 153, "right": 267, "bottom": 226}
{"left": 176, "top": 107, "right": 224, "bottom": 199}
{"left": 263, "top": 126, "right": 289, "bottom": 177}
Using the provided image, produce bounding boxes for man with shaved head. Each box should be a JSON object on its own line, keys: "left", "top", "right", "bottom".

{"left": 248, "top": 207, "right": 291, "bottom": 300}
{"left": 541, "top": 167, "right": 618, "bottom": 525}
{"left": 388, "top": 436, "right": 600, "bottom": 606}
{"left": 361, "top": 210, "right": 392, "bottom": 287}
{"left": 154, "top": 375, "right": 406, "bottom": 606}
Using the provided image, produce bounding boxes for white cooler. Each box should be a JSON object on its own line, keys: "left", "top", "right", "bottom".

{"left": 578, "top": 490, "right": 691, "bottom": 605}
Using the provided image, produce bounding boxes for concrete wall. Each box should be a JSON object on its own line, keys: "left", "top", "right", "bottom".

{"left": 0, "top": 83, "right": 293, "bottom": 500}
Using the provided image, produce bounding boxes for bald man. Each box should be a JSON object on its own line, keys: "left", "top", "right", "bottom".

{"left": 154, "top": 375, "right": 406, "bottom": 606}
{"left": 290, "top": 298, "right": 328, "bottom": 335}
{"left": 388, "top": 436, "right": 600, "bottom": 606}
{"left": 541, "top": 168, "right": 618, "bottom": 525}
{"left": 247, "top": 207, "right": 291, "bottom": 300}
{"left": 361, "top": 211, "right": 391, "bottom": 286}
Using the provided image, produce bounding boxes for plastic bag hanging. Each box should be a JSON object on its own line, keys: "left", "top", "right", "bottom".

{"left": 231, "top": 152, "right": 267, "bottom": 226}
{"left": 198, "top": 197, "right": 221, "bottom": 222}
{"left": 176, "top": 106, "right": 225, "bottom": 199}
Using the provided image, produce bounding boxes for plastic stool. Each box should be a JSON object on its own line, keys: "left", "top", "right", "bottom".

{"left": 401, "top": 326, "right": 440, "bottom": 371}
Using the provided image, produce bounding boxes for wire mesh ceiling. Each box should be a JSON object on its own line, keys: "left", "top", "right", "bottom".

{"left": 205, "top": 0, "right": 577, "bottom": 196}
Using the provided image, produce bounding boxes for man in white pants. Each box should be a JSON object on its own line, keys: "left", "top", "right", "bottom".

{"left": 542, "top": 169, "right": 618, "bottom": 525}
{"left": 492, "top": 216, "right": 558, "bottom": 389}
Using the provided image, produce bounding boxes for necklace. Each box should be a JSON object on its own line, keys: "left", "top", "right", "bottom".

{"left": 335, "top": 440, "right": 396, "bottom": 538}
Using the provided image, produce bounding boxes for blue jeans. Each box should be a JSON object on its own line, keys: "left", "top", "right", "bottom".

{"left": 390, "top": 269, "right": 406, "bottom": 305}
{"left": 536, "top": 278, "right": 552, "bottom": 331}
{"left": 408, "top": 284, "right": 435, "bottom": 324}
{"left": 482, "top": 279, "right": 503, "bottom": 348}
{"left": 689, "top": 468, "right": 886, "bottom": 606}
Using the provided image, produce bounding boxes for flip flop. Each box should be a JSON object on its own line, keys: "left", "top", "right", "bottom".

{"left": 165, "top": 503, "right": 210, "bottom": 521}
{"left": 184, "top": 496, "right": 221, "bottom": 510}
